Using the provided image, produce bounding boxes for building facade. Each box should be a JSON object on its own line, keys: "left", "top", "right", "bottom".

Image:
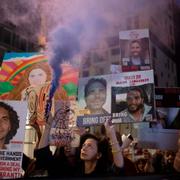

{"left": 80, "top": 0, "right": 178, "bottom": 87}
{"left": 0, "top": 22, "right": 38, "bottom": 66}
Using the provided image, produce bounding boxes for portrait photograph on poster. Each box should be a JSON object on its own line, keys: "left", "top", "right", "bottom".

{"left": 77, "top": 70, "right": 155, "bottom": 126}
{"left": 77, "top": 75, "right": 112, "bottom": 127}
{"left": 111, "top": 70, "right": 155, "bottom": 123}
{"left": 119, "top": 29, "right": 152, "bottom": 72}
{"left": 112, "top": 84, "right": 154, "bottom": 123}
{"left": 0, "top": 100, "right": 27, "bottom": 179}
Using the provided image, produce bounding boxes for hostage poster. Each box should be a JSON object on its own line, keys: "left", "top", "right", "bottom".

{"left": 119, "top": 29, "right": 152, "bottom": 72}
{"left": 77, "top": 70, "right": 155, "bottom": 126}
{"left": 0, "top": 100, "right": 27, "bottom": 179}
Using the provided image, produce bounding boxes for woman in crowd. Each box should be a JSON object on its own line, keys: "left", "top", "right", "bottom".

{"left": 32, "top": 115, "right": 124, "bottom": 177}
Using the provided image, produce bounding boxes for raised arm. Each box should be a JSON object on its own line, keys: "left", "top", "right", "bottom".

{"left": 104, "top": 119, "right": 124, "bottom": 168}
{"left": 38, "top": 113, "right": 53, "bottom": 149}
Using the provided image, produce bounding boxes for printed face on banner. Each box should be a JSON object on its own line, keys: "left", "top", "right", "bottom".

{"left": 150, "top": 87, "right": 180, "bottom": 129}
{"left": 111, "top": 84, "right": 154, "bottom": 123}
{"left": 77, "top": 75, "right": 112, "bottom": 127}
{"left": 78, "top": 75, "right": 111, "bottom": 115}
{"left": 119, "top": 29, "right": 151, "bottom": 72}
{"left": 77, "top": 70, "right": 155, "bottom": 127}
{"left": 0, "top": 100, "right": 27, "bottom": 179}
{"left": 0, "top": 101, "right": 27, "bottom": 150}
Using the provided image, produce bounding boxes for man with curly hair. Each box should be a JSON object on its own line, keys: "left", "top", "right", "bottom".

{"left": 0, "top": 101, "right": 19, "bottom": 149}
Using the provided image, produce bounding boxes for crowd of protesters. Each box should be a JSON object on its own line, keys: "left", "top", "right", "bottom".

{"left": 20, "top": 121, "right": 180, "bottom": 178}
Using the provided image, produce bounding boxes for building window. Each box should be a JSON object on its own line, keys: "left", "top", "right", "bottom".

{"left": 167, "top": 59, "right": 170, "bottom": 70}
{"left": 2, "top": 28, "right": 12, "bottom": 45}
{"left": 82, "top": 56, "right": 91, "bottom": 68}
{"left": 111, "top": 48, "right": 120, "bottom": 55}
{"left": 154, "top": 74, "right": 158, "bottom": 86}
{"left": 134, "top": 15, "right": 139, "bottom": 28}
{"left": 82, "top": 70, "right": 89, "bottom": 77}
{"left": 161, "top": 72, "right": 163, "bottom": 78}
{"left": 107, "top": 36, "right": 119, "bottom": 47}
{"left": 126, "top": 17, "right": 132, "bottom": 29}
{"left": 98, "top": 68, "right": 104, "bottom": 75}
{"left": 92, "top": 52, "right": 106, "bottom": 63}
{"left": 171, "top": 63, "right": 174, "bottom": 73}
{"left": 20, "top": 38, "right": 27, "bottom": 51}
{"left": 152, "top": 47, "right": 157, "bottom": 58}
{"left": 12, "top": 33, "right": 20, "bottom": 47}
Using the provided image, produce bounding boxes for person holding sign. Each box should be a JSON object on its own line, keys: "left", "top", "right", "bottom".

{"left": 33, "top": 113, "right": 124, "bottom": 177}
{"left": 0, "top": 101, "right": 19, "bottom": 149}
{"left": 121, "top": 87, "right": 152, "bottom": 122}
{"left": 84, "top": 78, "right": 109, "bottom": 115}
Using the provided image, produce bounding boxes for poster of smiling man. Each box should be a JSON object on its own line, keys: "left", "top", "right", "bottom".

{"left": 77, "top": 75, "right": 111, "bottom": 127}
{"left": 119, "top": 29, "right": 151, "bottom": 72}
{"left": 0, "top": 100, "right": 27, "bottom": 179}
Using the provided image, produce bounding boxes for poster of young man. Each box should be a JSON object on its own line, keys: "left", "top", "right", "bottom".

{"left": 151, "top": 87, "right": 180, "bottom": 129}
{"left": 119, "top": 29, "right": 151, "bottom": 72}
{"left": 111, "top": 70, "right": 155, "bottom": 123}
{"left": 77, "top": 75, "right": 111, "bottom": 127}
{"left": 0, "top": 100, "right": 27, "bottom": 179}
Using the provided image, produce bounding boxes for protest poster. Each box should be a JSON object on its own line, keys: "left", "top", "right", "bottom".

{"left": 150, "top": 87, "right": 180, "bottom": 129}
{"left": 49, "top": 100, "right": 81, "bottom": 147}
{"left": 77, "top": 70, "right": 155, "bottom": 126}
{"left": 111, "top": 70, "right": 155, "bottom": 123}
{"left": 137, "top": 127, "right": 179, "bottom": 151}
{"left": 0, "top": 100, "right": 27, "bottom": 179}
{"left": 0, "top": 52, "right": 79, "bottom": 126}
{"left": 77, "top": 75, "right": 112, "bottom": 127}
{"left": 119, "top": 29, "right": 151, "bottom": 72}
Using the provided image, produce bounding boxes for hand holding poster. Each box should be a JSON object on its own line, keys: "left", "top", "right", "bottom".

{"left": 0, "top": 101, "right": 27, "bottom": 179}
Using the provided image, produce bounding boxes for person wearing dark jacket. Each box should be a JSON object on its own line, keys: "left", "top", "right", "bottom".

{"left": 33, "top": 115, "right": 124, "bottom": 178}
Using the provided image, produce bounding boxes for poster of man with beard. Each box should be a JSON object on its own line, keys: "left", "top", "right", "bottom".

{"left": 111, "top": 70, "right": 155, "bottom": 123}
